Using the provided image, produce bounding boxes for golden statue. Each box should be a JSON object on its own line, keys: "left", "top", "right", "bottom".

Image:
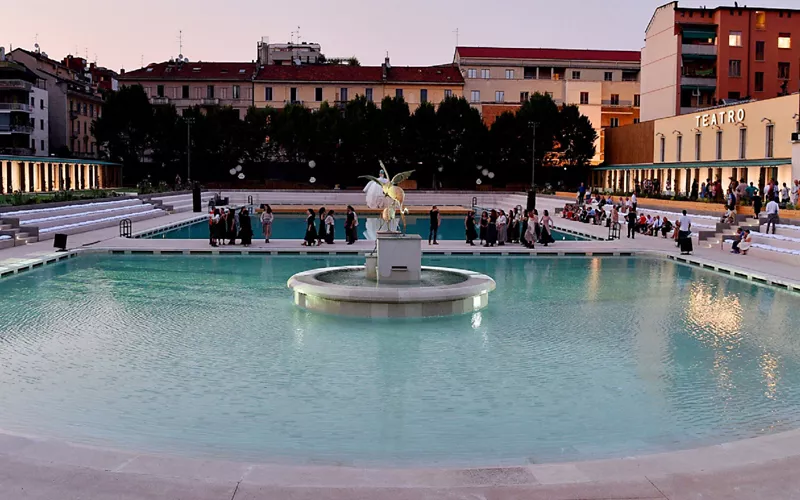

{"left": 360, "top": 161, "right": 414, "bottom": 232}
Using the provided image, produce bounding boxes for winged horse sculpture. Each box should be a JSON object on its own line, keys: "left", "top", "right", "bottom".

{"left": 360, "top": 161, "right": 415, "bottom": 232}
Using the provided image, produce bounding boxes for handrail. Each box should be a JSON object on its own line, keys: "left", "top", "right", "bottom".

{"left": 119, "top": 218, "right": 132, "bottom": 238}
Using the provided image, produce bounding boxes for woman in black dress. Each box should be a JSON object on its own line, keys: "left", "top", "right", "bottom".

{"left": 479, "top": 211, "right": 488, "bottom": 245}
{"left": 465, "top": 210, "right": 477, "bottom": 246}
{"left": 226, "top": 208, "right": 237, "bottom": 245}
{"left": 303, "top": 208, "right": 317, "bottom": 246}
{"left": 485, "top": 209, "right": 498, "bottom": 247}
{"left": 316, "top": 207, "right": 326, "bottom": 246}
{"left": 239, "top": 208, "right": 253, "bottom": 247}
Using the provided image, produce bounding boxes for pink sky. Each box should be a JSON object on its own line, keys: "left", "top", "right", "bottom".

{"left": 5, "top": 0, "right": 800, "bottom": 71}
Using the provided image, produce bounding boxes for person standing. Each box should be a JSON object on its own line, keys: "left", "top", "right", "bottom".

{"left": 753, "top": 194, "right": 763, "bottom": 220}
{"left": 540, "top": 210, "right": 555, "bottom": 246}
{"left": 792, "top": 180, "right": 800, "bottom": 207}
{"left": 227, "top": 208, "right": 238, "bottom": 245}
{"left": 324, "top": 210, "right": 335, "bottom": 244}
{"left": 497, "top": 210, "right": 507, "bottom": 246}
{"left": 765, "top": 197, "right": 780, "bottom": 234}
{"left": 524, "top": 211, "right": 536, "bottom": 248}
{"left": 678, "top": 210, "right": 693, "bottom": 255}
{"left": 317, "top": 207, "right": 327, "bottom": 246}
{"left": 485, "top": 209, "right": 498, "bottom": 247}
{"left": 303, "top": 208, "right": 317, "bottom": 246}
{"left": 465, "top": 210, "right": 477, "bottom": 246}
{"left": 690, "top": 178, "right": 699, "bottom": 200}
{"left": 209, "top": 209, "right": 220, "bottom": 247}
{"left": 630, "top": 192, "right": 638, "bottom": 211}
{"left": 578, "top": 183, "right": 586, "bottom": 205}
{"left": 780, "top": 183, "right": 790, "bottom": 206}
{"left": 345, "top": 206, "right": 356, "bottom": 245}
{"left": 626, "top": 209, "right": 637, "bottom": 239}
{"left": 239, "top": 209, "right": 253, "bottom": 247}
{"left": 479, "top": 211, "right": 488, "bottom": 245}
{"left": 428, "top": 205, "right": 440, "bottom": 245}
{"left": 260, "top": 205, "right": 274, "bottom": 243}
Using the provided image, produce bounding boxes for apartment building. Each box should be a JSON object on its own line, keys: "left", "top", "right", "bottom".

{"left": 254, "top": 58, "right": 463, "bottom": 111}
{"left": 7, "top": 49, "right": 104, "bottom": 157}
{"left": 0, "top": 51, "right": 39, "bottom": 156}
{"left": 641, "top": 2, "right": 800, "bottom": 121}
{"left": 455, "top": 47, "right": 641, "bottom": 164}
{"left": 118, "top": 61, "right": 256, "bottom": 118}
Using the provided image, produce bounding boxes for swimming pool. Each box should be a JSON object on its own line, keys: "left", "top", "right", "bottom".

{"left": 143, "top": 214, "right": 586, "bottom": 241}
{"left": 1, "top": 254, "right": 798, "bottom": 466}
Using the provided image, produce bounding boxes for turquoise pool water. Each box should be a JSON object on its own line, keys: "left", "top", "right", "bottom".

{"left": 0, "top": 255, "right": 799, "bottom": 466}
{"left": 144, "top": 214, "right": 586, "bottom": 241}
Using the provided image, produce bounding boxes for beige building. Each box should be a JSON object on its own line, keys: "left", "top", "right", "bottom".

{"left": 597, "top": 93, "right": 800, "bottom": 193}
{"left": 253, "top": 59, "right": 463, "bottom": 111}
{"left": 454, "top": 47, "right": 641, "bottom": 164}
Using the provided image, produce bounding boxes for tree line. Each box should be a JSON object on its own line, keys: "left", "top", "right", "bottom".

{"left": 93, "top": 85, "right": 597, "bottom": 189}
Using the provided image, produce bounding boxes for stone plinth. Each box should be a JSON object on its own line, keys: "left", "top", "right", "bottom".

{"left": 375, "top": 232, "right": 421, "bottom": 284}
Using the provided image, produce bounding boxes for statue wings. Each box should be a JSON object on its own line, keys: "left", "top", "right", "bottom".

{"left": 390, "top": 170, "right": 415, "bottom": 186}
{"left": 359, "top": 175, "right": 382, "bottom": 185}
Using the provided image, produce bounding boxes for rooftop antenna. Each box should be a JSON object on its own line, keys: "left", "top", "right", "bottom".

{"left": 178, "top": 30, "right": 183, "bottom": 57}
{"left": 296, "top": 25, "right": 301, "bottom": 44}
{"left": 453, "top": 28, "right": 459, "bottom": 47}
{"left": 141, "top": 54, "right": 144, "bottom": 68}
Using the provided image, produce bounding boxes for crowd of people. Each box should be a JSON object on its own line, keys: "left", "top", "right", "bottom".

{"left": 208, "top": 207, "right": 253, "bottom": 247}
{"left": 470, "top": 208, "right": 555, "bottom": 248}
{"left": 302, "top": 206, "right": 361, "bottom": 246}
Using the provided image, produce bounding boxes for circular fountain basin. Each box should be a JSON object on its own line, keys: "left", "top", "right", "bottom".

{"left": 287, "top": 265, "right": 496, "bottom": 318}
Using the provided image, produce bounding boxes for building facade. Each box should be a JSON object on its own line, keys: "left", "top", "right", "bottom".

{"left": 30, "top": 85, "right": 49, "bottom": 156}
{"left": 118, "top": 61, "right": 256, "bottom": 118}
{"left": 253, "top": 59, "right": 463, "bottom": 111}
{"left": 641, "top": 1, "right": 800, "bottom": 122}
{"left": 1, "top": 155, "right": 121, "bottom": 193}
{"left": 7, "top": 49, "right": 105, "bottom": 158}
{"left": 454, "top": 47, "right": 641, "bottom": 164}
{"left": 597, "top": 93, "right": 800, "bottom": 194}
{"left": 0, "top": 53, "right": 38, "bottom": 157}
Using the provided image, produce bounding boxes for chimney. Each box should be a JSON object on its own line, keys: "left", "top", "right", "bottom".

{"left": 382, "top": 56, "right": 390, "bottom": 80}
{"left": 120, "top": 68, "right": 125, "bottom": 75}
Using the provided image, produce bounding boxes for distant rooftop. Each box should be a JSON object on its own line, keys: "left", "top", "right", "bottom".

{"left": 455, "top": 47, "right": 641, "bottom": 63}
{"left": 120, "top": 62, "right": 255, "bottom": 81}
{"left": 255, "top": 64, "right": 463, "bottom": 84}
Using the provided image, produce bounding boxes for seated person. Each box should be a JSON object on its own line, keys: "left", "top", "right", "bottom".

{"left": 637, "top": 214, "right": 647, "bottom": 233}
{"left": 721, "top": 209, "right": 736, "bottom": 225}
{"left": 739, "top": 230, "right": 752, "bottom": 255}
{"left": 730, "top": 228, "right": 744, "bottom": 254}
{"left": 652, "top": 216, "right": 662, "bottom": 236}
{"left": 661, "top": 218, "right": 673, "bottom": 238}
{"left": 586, "top": 207, "right": 597, "bottom": 224}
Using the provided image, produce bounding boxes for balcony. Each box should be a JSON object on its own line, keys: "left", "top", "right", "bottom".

{"left": 150, "top": 96, "right": 170, "bottom": 105}
{"left": 0, "top": 79, "right": 33, "bottom": 91}
{"left": 0, "top": 147, "right": 34, "bottom": 155}
{"left": 0, "top": 103, "right": 33, "bottom": 112}
{"left": 601, "top": 99, "right": 633, "bottom": 107}
{"left": 681, "top": 76, "right": 717, "bottom": 87}
{"left": 0, "top": 124, "right": 34, "bottom": 134}
{"left": 682, "top": 44, "right": 717, "bottom": 57}
{"left": 201, "top": 98, "right": 219, "bottom": 106}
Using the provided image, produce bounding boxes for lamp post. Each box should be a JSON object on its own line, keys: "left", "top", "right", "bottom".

{"left": 185, "top": 117, "right": 195, "bottom": 183}
{"left": 528, "top": 121, "right": 538, "bottom": 211}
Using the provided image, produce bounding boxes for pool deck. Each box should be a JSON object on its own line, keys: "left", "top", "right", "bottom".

{"left": 2, "top": 195, "right": 800, "bottom": 499}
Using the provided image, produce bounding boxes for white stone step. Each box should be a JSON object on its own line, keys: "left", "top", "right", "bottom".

{"left": 37, "top": 209, "right": 167, "bottom": 240}
{"left": 21, "top": 204, "right": 158, "bottom": 230}
{"left": 0, "top": 198, "right": 143, "bottom": 222}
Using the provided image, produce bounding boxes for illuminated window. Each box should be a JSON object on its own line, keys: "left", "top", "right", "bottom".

{"left": 729, "top": 31, "right": 742, "bottom": 47}
{"left": 755, "top": 11, "right": 766, "bottom": 30}
{"left": 778, "top": 33, "right": 791, "bottom": 49}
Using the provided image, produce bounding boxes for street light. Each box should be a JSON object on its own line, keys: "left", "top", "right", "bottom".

{"left": 185, "top": 117, "right": 195, "bottom": 183}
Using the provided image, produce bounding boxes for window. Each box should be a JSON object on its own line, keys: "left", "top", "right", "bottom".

{"left": 778, "top": 33, "right": 791, "bottom": 49}
{"left": 505, "top": 69, "right": 514, "bottom": 79}
{"left": 83, "top": 104, "right": 87, "bottom": 116}
{"left": 716, "top": 130, "right": 723, "bottom": 160}
{"left": 481, "top": 69, "right": 490, "bottom": 79}
{"left": 157, "top": 85, "right": 165, "bottom": 97}
{"left": 89, "top": 104, "right": 94, "bottom": 117}
{"left": 83, "top": 122, "right": 87, "bottom": 135}
{"left": 579, "top": 92, "right": 589, "bottom": 105}
{"left": 755, "top": 11, "right": 766, "bottom": 30}
{"left": 181, "top": 85, "right": 189, "bottom": 99}
{"left": 470, "top": 90, "right": 480, "bottom": 103}
{"left": 340, "top": 88, "right": 349, "bottom": 101}
{"left": 610, "top": 94, "right": 620, "bottom": 105}
{"left": 30, "top": 117, "right": 34, "bottom": 127}
{"left": 729, "top": 31, "right": 742, "bottom": 47}
{"left": 265, "top": 87, "right": 273, "bottom": 101}
{"left": 315, "top": 88, "right": 323, "bottom": 102}
{"left": 420, "top": 89, "right": 428, "bottom": 102}
{"left": 728, "top": 91, "right": 741, "bottom": 100}
{"left": 495, "top": 91, "right": 504, "bottom": 102}
{"left": 677, "top": 135, "right": 683, "bottom": 162}
{"left": 610, "top": 118, "right": 619, "bottom": 128}
{"left": 30, "top": 97, "right": 35, "bottom": 106}
{"left": 755, "top": 41, "right": 765, "bottom": 61}
{"left": 604, "top": 71, "right": 613, "bottom": 81}
{"left": 70, "top": 100, "right": 74, "bottom": 111}
{"left": 622, "top": 71, "right": 638, "bottom": 82}
{"left": 634, "top": 118, "right": 640, "bottom": 124}
{"left": 695, "top": 132, "right": 702, "bottom": 160}
{"left": 467, "top": 69, "right": 477, "bottom": 79}
{"left": 755, "top": 72, "right": 764, "bottom": 92}
{"left": 395, "top": 88, "right": 403, "bottom": 98}
{"left": 233, "top": 85, "right": 240, "bottom": 99}
{"left": 40, "top": 99, "right": 44, "bottom": 110}
{"left": 290, "top": 87, "right": 298, "bottom": 103}
{"left": 739, "top": 127, "right": 747, "bottom": 159}
{"left": 572, "top": 70, "right": 581, "bottom": 80}
{"left": 40, "top": 119, "right": 44, "bottom": 130}
{"left": 520, "top": 91, "right": 529, "bottom": 102}
{"left": 444, "top": 89, "right": 452, "bottom": 98}
{"left": 220, "top": 87, "right": 227, "bottom": 99}
{"left": 766, "top": 124, "right": 774, "bottom": 158}
{"left": 634, "top": 94, "right": 641, "bottom": 107}
{"left": 779, "top": 62, "right": 791, "bottom": 79}
{"left": 728, "top": 59, "right": 741, "bottom": 77}
{"left": 206, "top": 85, "right": 214, "bottom": 98}
{"left": 365, "top": 88, "right": 373, "bottom": 102}
{"left": 41, "top": 140, "right": 45, "bottom": 151}
{"left": 659, "top": 137, "right": 666, "bottom": 162}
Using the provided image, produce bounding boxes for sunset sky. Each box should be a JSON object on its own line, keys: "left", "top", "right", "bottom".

{"left": 5, "top": 0, "right": 800, "bottom": 71}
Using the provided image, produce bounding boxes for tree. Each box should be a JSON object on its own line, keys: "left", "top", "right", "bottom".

{"left": 92, "top": 85, "right": 153, "bottom": 181}
{"left": 516, "top": 92, "right": 560, "bottom": 170}
{"left": 435, "top": 96, "right": 486, "bottom": 188}
{"left": 379, "top": 96, "right": 411, "bottom": 169}
{"left": 410, "top": 102, "right": 438, "bottom": 188}
{"left": 557, "top": 104, "right": 597, "bottom": 168}
{"left": 489, "top": 111, "right": 526, "bottom": 185}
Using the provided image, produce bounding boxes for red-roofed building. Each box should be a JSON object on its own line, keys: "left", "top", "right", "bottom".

{"left": 455, "top": 46, "right": 642, "bottom": 164}
{"left": 118, "top": 61, "right": 256, "bottom": 118}
{"left": 253, "top": 58, "right": 464, "bottom": 111}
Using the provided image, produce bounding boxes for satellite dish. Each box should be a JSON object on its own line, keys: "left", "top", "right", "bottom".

{"left": 178, "top": 54, "right": 183, "bottom": 60}
{"left": 184, "top": 57, "right": 189, "bottom": 63}
{"left": 35, "top": 43, "right": 40, "bottom": 49}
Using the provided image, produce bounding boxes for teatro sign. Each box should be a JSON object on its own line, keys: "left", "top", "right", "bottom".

{"left": 695, "top": 108, "right": 746, "bottom": 128}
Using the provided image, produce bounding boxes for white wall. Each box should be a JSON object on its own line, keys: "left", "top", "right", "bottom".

{"left": 641, "top": 2, "right": 679, "bottom": 122}
{"left": 30, "top": 86, "right": 49, "bottom": 157}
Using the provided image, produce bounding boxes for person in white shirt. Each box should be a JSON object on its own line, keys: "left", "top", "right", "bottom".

{"left": 765, "top": 199, "right": 780, "bottom": 234}
{"left": 780, "top": 183, "right": 790, "bottom": 205}
{"left": 792, "top": 180, "right": 800, "bottom": 206}
{"left": 631, "top": 193, "right": 638, "bottom": 210}
{"left": 678, "top": 210, "right": 693, "bottom": 254}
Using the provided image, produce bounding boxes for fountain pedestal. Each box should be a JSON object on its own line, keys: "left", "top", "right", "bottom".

{"left": 368, "top": 232, "right": 422, "bottom": 283}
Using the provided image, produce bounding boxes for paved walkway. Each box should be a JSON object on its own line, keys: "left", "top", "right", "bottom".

{"left": 2, "top": 196, "right": 800, "bottom": 499}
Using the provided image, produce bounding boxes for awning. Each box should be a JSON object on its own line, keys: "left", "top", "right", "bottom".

{"left": 594, "top": 158, "right": 791, "bottom": 171}
{"left": 682, "top": 30, "right": 716, "bottom": 41}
